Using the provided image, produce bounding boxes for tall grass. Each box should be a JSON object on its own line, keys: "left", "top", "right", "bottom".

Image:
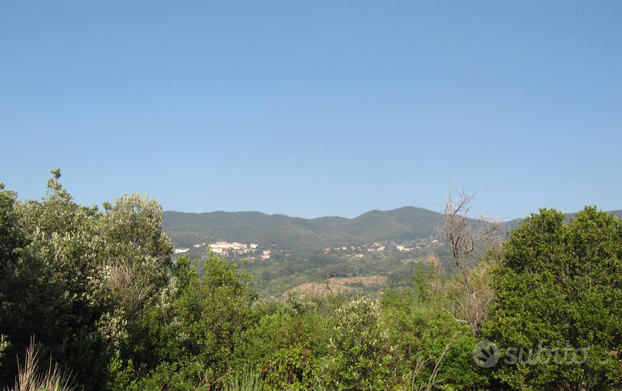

{"left": 222, "top": 366, "right": 264, "bottom": 391}
{"left": 4, "top": 338, "right": 75, "bottom": 391}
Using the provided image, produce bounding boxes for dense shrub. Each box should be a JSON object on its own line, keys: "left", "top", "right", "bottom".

{"left": 3, "top": 173, "right": 620, "bottom": 390}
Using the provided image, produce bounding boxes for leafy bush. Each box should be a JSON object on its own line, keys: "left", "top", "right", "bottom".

{"left": 485, "top": 207, "right": 622, "bottom": 390}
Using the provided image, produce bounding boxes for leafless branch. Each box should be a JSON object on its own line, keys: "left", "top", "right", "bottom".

{"left": 437, "top": 185, "right": 503, "bottom": 338}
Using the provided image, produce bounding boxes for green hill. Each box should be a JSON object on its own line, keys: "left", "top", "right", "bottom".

{"left": 164, "top": 207, "right": 622, "bottom": 252}
{"left": 162, "top": 206, "right": 444, "bottom": 251}
{"left": 163, "top": 206, "right": 622, "bottom": 299}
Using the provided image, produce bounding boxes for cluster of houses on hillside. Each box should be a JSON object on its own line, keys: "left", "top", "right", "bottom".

{"left": 174, "top": 237, "right": 439, "bottom": 260}
{"left": 207, "top": 241, "right": 258, "bottom": 255}
{"left": 323, "top": 242, "right": 417, "bottom": 256}
{"left": 178, "top": 241, "right": 271, "bottom": 260}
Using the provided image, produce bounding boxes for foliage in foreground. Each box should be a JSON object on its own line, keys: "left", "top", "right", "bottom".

{"left": 4, "top": 338, "right": 75, "bottom": 391}
{"left": 1, "top": 172, "right": 621, "bottom": 390}
{"left": 484, "top": 207, "right": 622, "bottom": 390}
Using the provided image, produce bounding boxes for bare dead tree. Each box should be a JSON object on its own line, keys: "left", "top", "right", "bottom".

{"left": 439, "top": 186, "right": 506, "bottom": 338}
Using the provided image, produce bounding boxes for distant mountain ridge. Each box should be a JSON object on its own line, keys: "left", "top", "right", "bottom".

{"left": 162, "top": 206, "right": 444, "bottom": 251}
{"left": 163, "top": 207, "right": 622, "bottom": 251}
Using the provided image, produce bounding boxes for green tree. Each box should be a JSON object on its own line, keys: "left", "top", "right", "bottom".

{"left": 0, "top": 183, "right": 23, "bottom": 269}
{"left": 117, "top": 254, "right": 258, "bottom": 390}
{"left": 484, "top": 207, "right": 622, "bottom": 390}
{"left": 0, "top": 183, "right": 24, "bottom": 377}
{"left": 381, "top": 288, "right": 490, "bottom": 390}
{"left": 238, "top": 293, "right": 337, "bottom": 390}
{"left": 319, "top": 296, "right": 396, "bottom": 390}
{"left": 0, "top": 170, "right": 110, "bottom": 389}
{"left": 241, "top": 308, "right": 319, "bottom": 390}
{"left": 0, "top": 171, "right": 176, "bottom": 390}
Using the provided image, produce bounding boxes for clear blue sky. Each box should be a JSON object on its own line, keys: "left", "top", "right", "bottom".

{"left": 1, "top": 1, "right": 621, "bottom": 220}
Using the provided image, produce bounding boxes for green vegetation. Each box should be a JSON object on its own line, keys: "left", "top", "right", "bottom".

{"left": 1, "top": 171, "right": 621, "bottom": 390}
{"left": 484, "top": 207, "right": 622, "bottom": 389}
{"left": 163, "top": 206, "right": 489, "bottom": 299}
{"left": 162, "top": 207, "right": 444, "bottom": 251}
{"left": 5, "top": 337, "right": 76, "bottom": 391}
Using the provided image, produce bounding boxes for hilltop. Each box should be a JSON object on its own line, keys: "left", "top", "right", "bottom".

{"left": 162, "top": 206, "right": 444, "bottom": 252}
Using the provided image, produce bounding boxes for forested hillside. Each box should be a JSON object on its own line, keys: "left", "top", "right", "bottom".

{"left": 163, "top": 207, "right": 622, "bottom": 300}
{"left": 166, "top": 208, "right": 622, "bottom": 251}
{"left": 163, "top": 207, "right": 443, "bottom": 251}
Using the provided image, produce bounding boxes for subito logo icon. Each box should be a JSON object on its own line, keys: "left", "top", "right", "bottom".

{"left": 473, "top": 340, "right": 500, "bottom": 368}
